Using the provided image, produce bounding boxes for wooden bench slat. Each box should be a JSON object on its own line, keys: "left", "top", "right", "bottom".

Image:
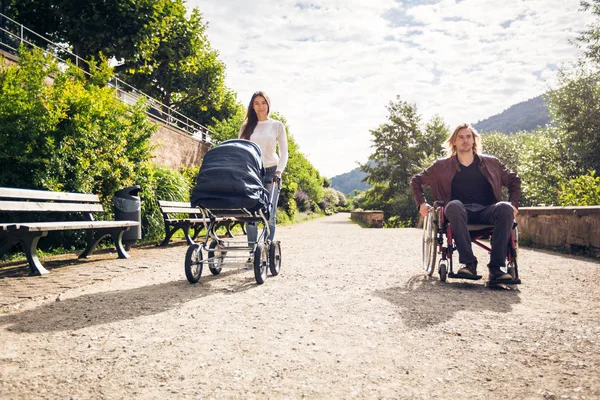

{"left": 7, "top": 220, "right": 138, "bottom": 232}
{"left": 160, "top": 206, "right": 200, "bottom": 214}
{"left": 0, "top": 188, "right": 99, "bottom": 202}
{"left": 158, "top": 200, "right": 192, "bottom": 208}
{"left": 0, "top": 201, "right": 104, "bottom": 213}
{"left": 164, "top": 218, "right": 209, "bottom": 223}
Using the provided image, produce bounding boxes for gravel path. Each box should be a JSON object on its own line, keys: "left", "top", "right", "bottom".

{"left": 1, "top": 212, "right": 599, "bottom": 399}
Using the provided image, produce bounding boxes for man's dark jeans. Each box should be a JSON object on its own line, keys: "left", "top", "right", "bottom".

{"left": 444, "top": 200, "right": 514, "bottom": 267}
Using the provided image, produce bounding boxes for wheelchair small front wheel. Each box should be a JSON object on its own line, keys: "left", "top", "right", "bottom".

{"left": 439, "top": 262, "right": 447, "bottom": 282}
{"left": 184, "top": 243, "right": 203, "bottom": 283}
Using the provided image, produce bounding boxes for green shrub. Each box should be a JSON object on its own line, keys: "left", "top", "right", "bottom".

{"left": 559, "top": 170, "right": 600, "bottom": 206}
{"left": 286, "top": 197, "right": 298, "bottom": 218}
{"left": 140, "top": 164, "right": 193, "bottom": 242}
{"left": 179, "top": 164, "right": 200, "bottom": 194}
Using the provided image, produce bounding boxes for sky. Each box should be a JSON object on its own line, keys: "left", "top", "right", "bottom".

{"left": 187, "top": 0, "right": 594, "bottom": 178}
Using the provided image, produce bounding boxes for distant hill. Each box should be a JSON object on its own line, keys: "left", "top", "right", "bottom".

{"left": 330, "top": 165, "right": 371, "bottom": 195}
{"left": 474, "top": 95, "right": 551, "bottom": 134}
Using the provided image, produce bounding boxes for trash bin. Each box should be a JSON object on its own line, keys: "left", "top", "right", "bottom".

{"left": 113, "top": 185, "right": 142, "bottom": 250}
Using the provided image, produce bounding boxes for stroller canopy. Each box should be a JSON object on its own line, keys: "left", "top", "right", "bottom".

{"left": 191, "top": 139, "right": 268, "bottom": 212}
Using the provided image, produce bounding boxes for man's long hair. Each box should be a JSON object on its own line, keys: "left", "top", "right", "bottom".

{"left": 446, "top": 123, "right": 482, "bottom": 157}
{"left": 239, "top": 91, "right": 271, "bottom": 140}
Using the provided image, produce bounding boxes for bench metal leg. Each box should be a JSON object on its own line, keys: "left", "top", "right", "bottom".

{"left": 110, "top": 229, "right": 130, "bottom": 259}
{"left": 0, "top": 236, "right": 15, "bottom": 256}
{"left": 20, "top": 232, "right": 49, "bottom": 276}
{"left": 79, "top": 229, "right": 130, "bottom": 259}
{"left": 79, "top": 231, "right": 104, "bottom": 259}
{"left": 159, "top": 224, "right": 177, "bottom": 246}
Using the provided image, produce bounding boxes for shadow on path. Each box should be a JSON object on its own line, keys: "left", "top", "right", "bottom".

{"left": 0, "top": 269, "right": 248, "bottom": 333}
{"left": 374, "top": 274, "right": 522, "bottom": 329}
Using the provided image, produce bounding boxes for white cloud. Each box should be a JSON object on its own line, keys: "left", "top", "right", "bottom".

{"left": 188, "top": 0, "right": 593, "bottom": 177}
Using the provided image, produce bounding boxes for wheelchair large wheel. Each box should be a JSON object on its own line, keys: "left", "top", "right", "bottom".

{"left": 507, "top": 226, "right": 519, "bottom": 280}
{"left": 208, "top": 239, "right": 226, "bottom": 276}
{"left": 422, "top": 208, "right": 437, "bottom": 276}
{"left": 268, "top": 241, "right": 281, "bottom": 276}
{"left": 254, "top": 243, "right": 268, "bottom": 284}
{"left": 184, "top": 243, "right": 203, "bottom": 283}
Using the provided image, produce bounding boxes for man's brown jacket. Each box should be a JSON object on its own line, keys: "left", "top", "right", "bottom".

{"left": 410, "top": 153, "right": 521, "bottom": 209}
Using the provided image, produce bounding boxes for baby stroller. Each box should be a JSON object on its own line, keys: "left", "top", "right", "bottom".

{"left": 184, "top": 139, "right": 282, "bottom": 284}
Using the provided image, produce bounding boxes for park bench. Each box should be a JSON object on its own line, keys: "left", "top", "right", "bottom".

{"left": 158, "top": 200, "right": 245, "bottom": 246}
{"left": 0, "top": 187, "right": 139, "bottom": 276}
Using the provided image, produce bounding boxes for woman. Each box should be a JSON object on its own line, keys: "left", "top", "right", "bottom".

{"left": 239, "top": 91, "right": 288, "bottom": 243}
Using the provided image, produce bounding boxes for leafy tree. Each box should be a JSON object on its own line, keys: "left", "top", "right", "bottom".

{"left": 481, "top": 131, "right": 521, "bottom": 172}
{"left": 320, "top": 187, "right": 346, "bottom": 211}
{"left": 482, "top": 129, "right": 569, "bottom": 206}
{"left": 120, "top": 2, "right": 232, "bottom": 124}
{"left": 546, "top": 69, "right": 600, "bottom": 175}
{"left": 361, "top": 97, "right": 447, "bottom": 223}
{"left": 575, "top": 0, "right": 600, "bottom": 65}
{"left": 208, "top": 101, "right": 246, "bottom": 144}
{"left": 5, "top": 0, "right": 158, "bottom": 66}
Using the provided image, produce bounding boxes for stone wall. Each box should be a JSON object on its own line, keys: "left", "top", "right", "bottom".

{"left": 0, "top": 49, "right": 17, "bottom": 67}
{"left": 150, "top": 122, "right": 211, "bottom": 169}
{"left": 350, "top": 210, "right": 384, "bottom": 228}
{"left": 516, "top": 206, "right": 600, "bottom": 255}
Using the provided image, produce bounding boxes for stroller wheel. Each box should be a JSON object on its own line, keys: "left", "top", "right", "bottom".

{"left": 269, "top": 241, "right": 281, "bottom": 276}
{"left": 254, "top": 243, "right": 268, "bottom": 284}
{"left": 208, "top": 240, "right": 225, "bottom": 275}
{"left": 184, "top": 244, "right": 203, "bottom": 283}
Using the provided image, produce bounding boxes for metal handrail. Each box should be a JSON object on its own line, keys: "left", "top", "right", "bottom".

{"left": 0, "top": 11, "right": 213, "bottom": 143}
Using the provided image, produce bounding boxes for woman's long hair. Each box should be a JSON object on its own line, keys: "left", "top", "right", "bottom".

{"left": 240, "top": 91, "right": 271, "bottom": 140}
{"left": 446, "top": 123, "right": 482, "bottom": 157}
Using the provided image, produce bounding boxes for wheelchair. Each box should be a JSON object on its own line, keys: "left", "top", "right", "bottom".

{"left": 422, "top": 201, "right": 521, "bottom": 284}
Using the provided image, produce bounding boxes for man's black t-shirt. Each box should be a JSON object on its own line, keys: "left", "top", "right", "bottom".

{"left": 451, "top": 158, "right": 495, "bottom": 206}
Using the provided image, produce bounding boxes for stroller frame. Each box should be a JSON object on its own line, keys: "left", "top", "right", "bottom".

{"left": 184, "top": 177, "right": 282, "bottom": 285}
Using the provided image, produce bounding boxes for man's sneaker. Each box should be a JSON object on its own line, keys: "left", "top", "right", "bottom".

{"left": 488, "top": 264, "right": 512, "bottom": 281}
{"left": 457, "top": 260, "right": 477, "bottom": 276}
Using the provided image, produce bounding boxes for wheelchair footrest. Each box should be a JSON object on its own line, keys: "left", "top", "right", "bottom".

{"left": 487, "top": 278, "right": 521, "bottom": 285}
{"left": 448, "top": 272, "right": 482, "bottom": 280}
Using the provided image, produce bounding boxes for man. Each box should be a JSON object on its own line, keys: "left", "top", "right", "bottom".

{"left": 410, "top": 123, "right": 521, "bottom": 282}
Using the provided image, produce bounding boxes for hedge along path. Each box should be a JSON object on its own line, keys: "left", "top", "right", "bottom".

{"left": 0, "top": 212, "right": 599, "bottom": 399}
